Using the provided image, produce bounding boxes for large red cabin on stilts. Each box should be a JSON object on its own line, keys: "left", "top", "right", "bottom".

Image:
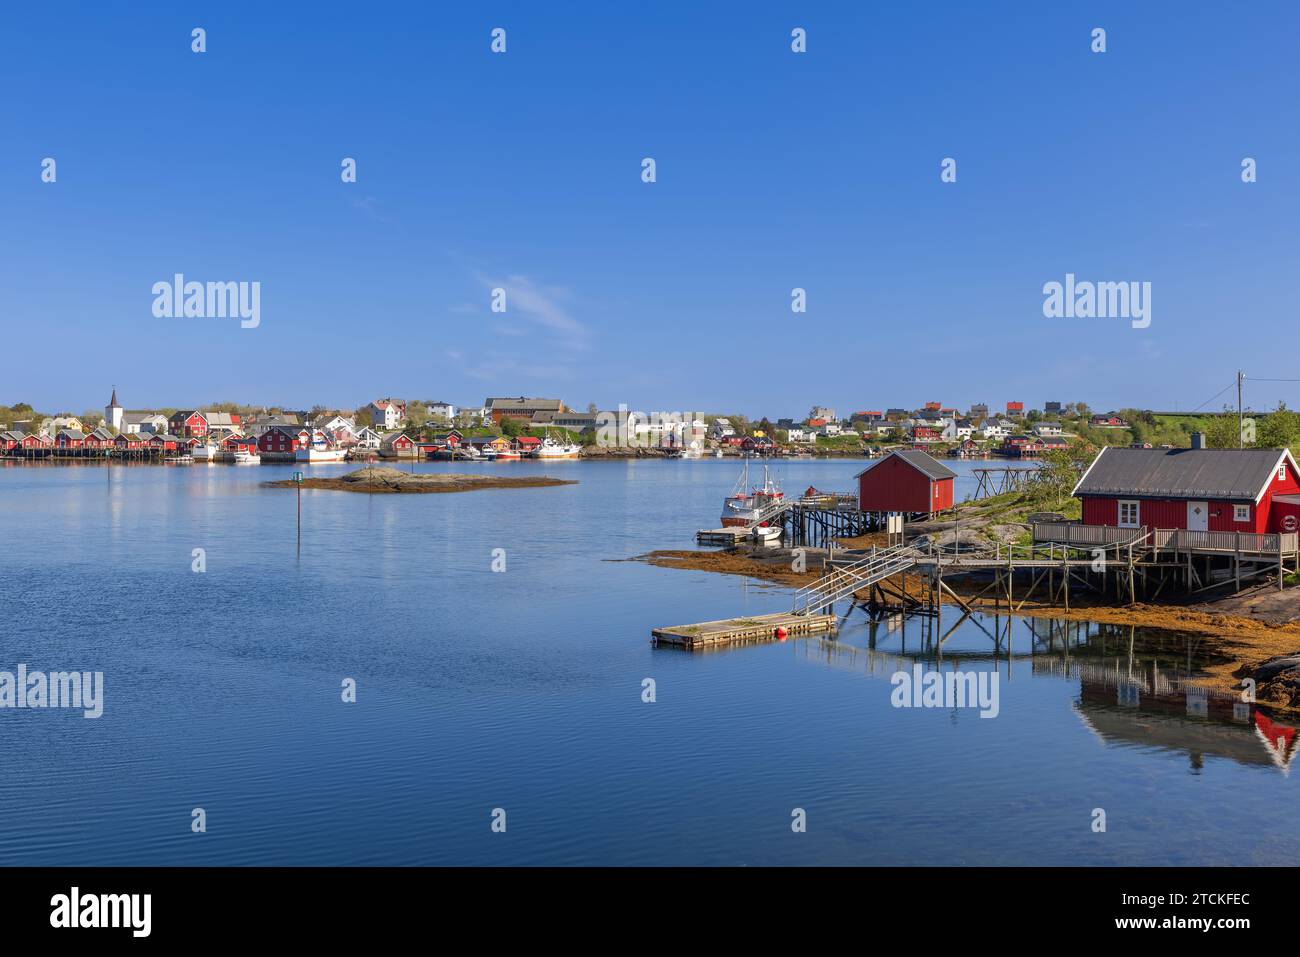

{"left": 1072, "top": 444, "right": 1300, "bottom": 535}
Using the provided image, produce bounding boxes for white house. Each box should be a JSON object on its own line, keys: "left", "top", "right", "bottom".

{"left": 121, "top": 412, "right": 168, "bottom": 435}
{"left": 354, "top": 427, "right": 383, "bottom": 450}
{"left": 318, "top": 414, "right": 356, "bottom": 433}
{"left": 941, "top": 419, "right": 975, "bottom": 441}
{"left": 979, "top": 419, "right": 1016, "bottom": 439}
{"left": 425, "top": 402, "right": 456, "bottom": 421}
{"left": 710, "top": 418, "right": 735, "bottom": 441}
{"left": 1033, "top": 422, "right": 1064, "bottom": 437}
{"left": 786, "top": 427, "right": 812, "bottom": 443}
{"left": 369, "top": 401, "right": 403, "bottom": 430}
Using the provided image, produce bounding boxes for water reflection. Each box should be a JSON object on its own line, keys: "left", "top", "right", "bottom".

{"left": 806, "top": 608, "right": 1298, "bottom": 774}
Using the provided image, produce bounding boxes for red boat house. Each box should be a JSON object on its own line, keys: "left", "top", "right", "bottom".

{"left": 855, "top": 449, "right": 956, "bottom": 517}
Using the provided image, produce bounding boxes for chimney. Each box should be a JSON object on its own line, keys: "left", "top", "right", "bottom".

{"left": 1191, "top": 431, "right": 1207, "bottom": 450}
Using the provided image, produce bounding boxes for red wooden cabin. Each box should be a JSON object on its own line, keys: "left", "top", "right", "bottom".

{"left": 855, "top": 450, "right": 956, "bottom": 515}
{"left": 169, "top": 411, "right": 208, "bottom": 437}
{"left": 1073, "top": 445, "right": 1300, "bottom": 535}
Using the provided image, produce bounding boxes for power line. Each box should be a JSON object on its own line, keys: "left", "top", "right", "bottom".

{"left": 1190, "top": 381, "right": 1236, "bottom": 413}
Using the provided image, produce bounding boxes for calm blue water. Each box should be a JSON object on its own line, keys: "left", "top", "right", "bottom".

{"left": 1, "top": 457, "right": 1296, "bottom": 866}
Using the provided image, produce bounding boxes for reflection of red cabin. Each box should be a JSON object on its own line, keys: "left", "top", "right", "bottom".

{"left": 1074, "top": 447, "right": 1300, "bottom": 534}
{"left": 856, "top": 450, "right": 956, "bottom": 514}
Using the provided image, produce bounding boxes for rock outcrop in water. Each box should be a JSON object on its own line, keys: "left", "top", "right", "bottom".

{"left": 264, "top": 466, "right": 577, "bottom": 494}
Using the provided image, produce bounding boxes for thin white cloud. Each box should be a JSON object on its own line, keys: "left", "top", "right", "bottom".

{"left": 351, "top": 196, "right": 392, "bottom": 223}
{"left": 473, "top": 272, "right": 591, "bottom": 352}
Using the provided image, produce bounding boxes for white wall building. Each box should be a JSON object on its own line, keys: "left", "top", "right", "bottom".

{"left": 104, "top": 388, "right": 123, "bottom": 432}
{"left": 369, "top": 401, "right": 402, "bottom": 431}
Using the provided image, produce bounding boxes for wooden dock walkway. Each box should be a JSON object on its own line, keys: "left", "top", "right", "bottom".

{"left": 695, "top": 527, "right": 750, "bottom": 545}
{"left": 652, "top": 611, "right": 837, "bottom": 649}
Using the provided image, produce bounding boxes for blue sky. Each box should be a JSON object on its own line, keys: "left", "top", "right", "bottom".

{"left": 2, "top": 2, "right": 1297, "bottom": 418}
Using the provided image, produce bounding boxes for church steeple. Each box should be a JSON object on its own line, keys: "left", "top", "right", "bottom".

{"left": 105, "top": 386, "right": 123, "bottom": 431}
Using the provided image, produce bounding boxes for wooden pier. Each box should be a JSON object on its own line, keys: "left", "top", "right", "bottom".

{"left": 652, "top": 611, "right": 838, "bottom": 650}
{"left": 696, "top": 494, "right": 893, "bottom": 548}
{"left": 695, "top": 527, "right": 750, "bottom": 546}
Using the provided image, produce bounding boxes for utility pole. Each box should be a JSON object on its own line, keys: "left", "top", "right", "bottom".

{"left": 1237, "top": 369, "right": 1245, "bottom": 449}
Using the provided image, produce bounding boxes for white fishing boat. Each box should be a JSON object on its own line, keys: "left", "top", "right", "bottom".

{"left": 751, "top": 525, "right": 783, "bottom": 545}
{"left": 535, "top": 433, "right": 580, "bottom": 459}
{"left": 295, "top": 431, "right": 347, "bottom": 463}
{"left": 232, "top": 447, "right": 261, "bottom": 465}
{"left": 295, "top": 446, "right": 347, "bottom": 463}
{"left": 720, "top": 460, "right": 784, "bottom": 527}
{"left": 193, "top": 441, "right": 219, "bottom": 462}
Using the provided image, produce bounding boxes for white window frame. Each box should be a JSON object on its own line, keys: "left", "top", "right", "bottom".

{"left": 1234, "top": 504, "right": 1250, "bottom": 523}
{"left": 1118, "top": 500, "right": 1140, "bottom": 528}
{"left": 1279, "top": 464, "right": 1287, "bottom": 482}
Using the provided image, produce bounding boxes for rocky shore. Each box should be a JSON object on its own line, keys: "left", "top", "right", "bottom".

{"left": 264, "top": 466, "right": 577, "bottom": 494}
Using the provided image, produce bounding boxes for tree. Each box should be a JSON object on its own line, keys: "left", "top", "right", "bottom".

{"left": 404, "top": 406, "right": 430, "bottom": 432}
{"left": 1257, "top": 402, "right": 1300, "bottom": 450}
{"left": 1039, "top": 442, "right": 1088, "bottom": 508}
{"left": 1204, "top": 408, "right": 1243, "bottom": 448}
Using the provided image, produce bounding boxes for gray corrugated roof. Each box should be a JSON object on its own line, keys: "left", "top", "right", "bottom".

{"left": 486, "top": 397, "right": 564, "bottom": 412}
{"left": 1074, "top": 447, "right": 1286, "bottom": 501}
{"left": 854, "top": 449, "right": 957, "bottom": 481}
{"left": 894, "top": 449, "right": 958, "bottom": 480}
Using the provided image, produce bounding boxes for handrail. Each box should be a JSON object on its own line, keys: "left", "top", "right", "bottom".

{"left": 791, "top": 543, "right": 920, "bottom": 613}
